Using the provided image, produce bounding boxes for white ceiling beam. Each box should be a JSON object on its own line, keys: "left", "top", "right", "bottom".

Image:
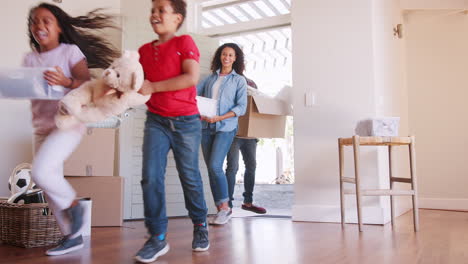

{"left": 249, "top": 1, "right": 269, "bottom": 17}
{"left": 209, "top": 10, "right": 233, "bottom": 24}
{"left": 261, "top": 0, "right": 282, "bottom": 16}
{"left": 202, "top": 12, "right": 224, "bottom": 26}
{"left": 221, "top": 7, "right": 243, "bottom": 23}
{"left": 266, "top": 30, "right": 285, "bottom": 42}
{"left": 201, "top": 13, "right": 291, "bottom": 37}
{"left": 235, "top": 5, "right": 255, "bottom": 20}
{"left": 278, "top": 0, "right": 290, "bottom": 9}
{"left": 202, "top": 18, "right": 217, "bottom": 27}
{"left": 202, "top": 0, "right": 254, "bottom": 11}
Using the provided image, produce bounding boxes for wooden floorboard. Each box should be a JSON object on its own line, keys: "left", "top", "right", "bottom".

{"left": 1, "top": 209, "right": 468, "bottom": 264}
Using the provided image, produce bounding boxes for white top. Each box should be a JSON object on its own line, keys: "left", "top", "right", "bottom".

{"left": 22, "top": 43, "right": 86, "bottom": 135}
{"left": 211, "top": 75, "right": 225, "bottom": 100}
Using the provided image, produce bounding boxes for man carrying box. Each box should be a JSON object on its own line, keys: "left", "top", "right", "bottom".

{"left": 225, "top": 78, "right": 266, "bottom": 214}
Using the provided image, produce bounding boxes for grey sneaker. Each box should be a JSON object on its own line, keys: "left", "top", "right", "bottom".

{"left": 46, "top": 235, "right": 84, "bottom": 256}
{"left": 65, "top": 203, "right": 84, "bottom": 237}
{"left": 209, "top": 209, "right": 232, "bottom": 225}
{"left": 134, "top": 236, "right": 169, "bottom": 263}
{"left": 192, "top": 224, "right": 209, "bottom": 252}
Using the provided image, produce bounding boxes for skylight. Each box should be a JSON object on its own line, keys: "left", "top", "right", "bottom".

{"left": 202, "top": 12, "right": 224, "bottom": 26}
{"left": 239, "top": 3, "right": 262, "bottom": 20}
{"left": 219, "top": 27, "right": 291, "bottom": 71}
{"left": 253, "top": 1, "right": 276, "bottom": 17}
{"left": 269, "top": 0, "right": 289, "bottom": 15}
{"left": 225, "top": 6, "right": 250, "bottom": 22}
{"left": 201, "top": 0, "right": 291, "bottom": 29}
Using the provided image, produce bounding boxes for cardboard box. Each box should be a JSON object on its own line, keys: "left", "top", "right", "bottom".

{"left": 66, "top": 176, "right": 124, "bottom": 226}
{"left": 64, "top": 128, "right": 117, "bottom": 176}
{"left": 237, "top": 95, "right": 291, "bottom": 138}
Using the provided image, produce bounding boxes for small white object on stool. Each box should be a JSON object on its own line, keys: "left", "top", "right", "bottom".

{"left": 355, "top": 117, "right": 400, "bottom": 136}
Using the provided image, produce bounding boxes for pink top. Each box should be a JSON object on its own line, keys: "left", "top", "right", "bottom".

{"left": 22, "top": 44, "right": 86, "bottom": 135}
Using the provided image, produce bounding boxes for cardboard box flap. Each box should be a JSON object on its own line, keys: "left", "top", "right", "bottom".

{"left": 252, "top": 95, "right": 291, "bottom": 115}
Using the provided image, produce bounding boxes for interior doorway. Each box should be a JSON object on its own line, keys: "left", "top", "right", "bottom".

{"left": 198, "top": 0, "right": 294, "bottom": 217}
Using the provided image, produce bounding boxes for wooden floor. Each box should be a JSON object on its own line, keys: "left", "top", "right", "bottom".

{"left": 1, "top": 209, "right": 468, "bottom": 264}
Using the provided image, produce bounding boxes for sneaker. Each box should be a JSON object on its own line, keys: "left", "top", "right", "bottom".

{"left": 45, "top": 235, "right": 84, "bottom": 256}
{"left": 192, "top": 224, "right": 209, "bottom": 252}
{"left": 134, "top": 236, "right": 169, "bottom": 263}
{"left": 241, "top": 204, "right": 267, "bottom": 214}
{"left": 209, "top": 209, "right": 232, "bottom": 225}
{"left": 65, "top": 202, "right": 84, "bottom": 237}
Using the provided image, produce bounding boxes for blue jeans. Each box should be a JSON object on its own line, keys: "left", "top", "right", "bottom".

{"left": 201, "top": 124, "right": 237, "bottom": 206}
{"left": 141, "top": 112, "right": 207, "bottom": 236}
{"left": 226, "top": 137, "right": 258, "bottom": 208}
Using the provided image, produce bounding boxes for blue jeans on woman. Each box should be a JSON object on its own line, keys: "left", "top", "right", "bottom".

{"left": 141, "top": 112, "right": 207, "bottom": 236}
{"left": 201, "top": 123, "right": 237, "bottom": 206}
{"left": 226, "top": 137, "right": 257, "bottom": 208}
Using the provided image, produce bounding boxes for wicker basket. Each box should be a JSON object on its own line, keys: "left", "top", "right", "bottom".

{"left": 0, "top": 201, "right": 62, "bottom": 248}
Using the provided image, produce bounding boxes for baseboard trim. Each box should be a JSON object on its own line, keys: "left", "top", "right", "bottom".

{"left": 291, "top": 204, "right": 387, "bottom": 224}
{"left": 291, "top": 203, "right": 413, "bottom": 225}
{"left": 420, "top": 198, "right": 468, "bottom": 211}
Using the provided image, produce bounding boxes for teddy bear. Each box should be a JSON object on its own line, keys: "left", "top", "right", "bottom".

{"left": 55, "top": 50, "right": 150, "bottom": 130}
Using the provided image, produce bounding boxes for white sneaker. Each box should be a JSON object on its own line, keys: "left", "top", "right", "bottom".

{"left": 209, "top": 209, "right": 232, "bottom": 225}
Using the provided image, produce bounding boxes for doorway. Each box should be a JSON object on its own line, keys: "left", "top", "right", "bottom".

{"left": 199, "top": 0, "right": 294, "bottom": 217}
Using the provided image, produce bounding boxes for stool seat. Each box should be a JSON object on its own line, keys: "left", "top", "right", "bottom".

{"left": 338, "top": 135, "right": 419, "bottom": 232}
{"left": 339, "top": 136, "right": 411, "bottom": 146}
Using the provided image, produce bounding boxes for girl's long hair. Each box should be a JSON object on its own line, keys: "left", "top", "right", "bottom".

{"left": 210, "top": 43, "right": 245, "bottom": 75}
{"left": 28, "top": 3, "right": 120, "bottom": 69}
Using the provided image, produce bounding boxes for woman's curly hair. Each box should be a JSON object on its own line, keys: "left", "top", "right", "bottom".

{"left": 210, "top": 43, "right": 245, "bottom": 75}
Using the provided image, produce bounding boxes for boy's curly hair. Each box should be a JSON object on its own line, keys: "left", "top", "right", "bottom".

{"left": 152, "top": 0, "right": 186, "bottom": 29}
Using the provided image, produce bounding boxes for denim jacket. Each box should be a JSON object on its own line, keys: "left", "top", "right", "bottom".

{"left": 197, "top": 69, "right": 247, "bottom": 132}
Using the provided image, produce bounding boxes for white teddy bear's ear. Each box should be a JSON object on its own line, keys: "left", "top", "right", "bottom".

{"left": 123, "top": 50, "right": 140, "bottom": 60}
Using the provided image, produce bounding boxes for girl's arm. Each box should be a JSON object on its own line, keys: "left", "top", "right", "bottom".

{"left": 43, "top": 59, "right": 90, "bottom": 89}
{"left": 69, "top": 59, "right": 91, "bottom": 88}
{"left": 139, "top": 59, "right": 200, "bottom": 95}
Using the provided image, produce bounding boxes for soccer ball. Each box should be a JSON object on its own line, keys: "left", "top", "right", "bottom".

{"left": 8, "top": 164, "right": 33, "bottom": 196}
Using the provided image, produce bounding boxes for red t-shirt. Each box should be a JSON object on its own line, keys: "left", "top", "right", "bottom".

{"left": 138, "top": 35, "right": 200, "bottom": 117}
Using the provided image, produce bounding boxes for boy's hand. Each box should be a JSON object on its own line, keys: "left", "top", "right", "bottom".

{"left": 44, "top": 66, "right": 72, "bottom": 87}
{"left": 138, "top": 80, "right": 155, "bottom": 95}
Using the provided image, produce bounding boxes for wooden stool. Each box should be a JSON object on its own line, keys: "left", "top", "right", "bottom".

{"left": 338, "top": 136, "right": 419, "bottom": 232}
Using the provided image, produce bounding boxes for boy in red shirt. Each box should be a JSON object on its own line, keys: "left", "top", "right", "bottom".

{"left": 134, "top": 0, "right": 209, "bottom": 262}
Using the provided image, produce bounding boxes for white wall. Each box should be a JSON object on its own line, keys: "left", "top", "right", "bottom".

{"left": 372, "top": 0, "right": 412, "bottom": 215}
{"left": 291, "top": 0, "right": 408, "bottom": 224}
{"left": 0, "top": 0, "right": 120, "bottom": 197}
{"left": 405, "top": 10, "right": 468, "bottom": 210}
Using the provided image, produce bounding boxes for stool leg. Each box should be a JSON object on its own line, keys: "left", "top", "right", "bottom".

{"left": 409, "top": 136, "right": 419, "bottom": 231}
{"left": 338, "top": 139, "right": 345, "bottom": 227}
{"left": 388, "top": 145, "right": 395, "bottom": 228}
{"left": 352, "top": 135, "right": 363, "bottom": 232}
